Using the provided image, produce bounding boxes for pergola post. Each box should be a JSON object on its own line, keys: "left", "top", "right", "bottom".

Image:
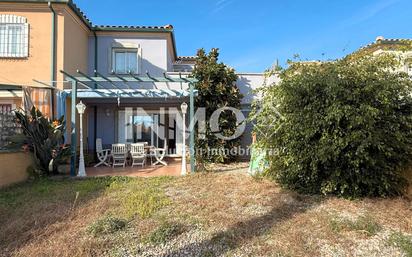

{"left": 189, "top": 82, "right": 195, "bottom": 173}
{"left": 70, "top": 80, "right": 77, "bottom": 177}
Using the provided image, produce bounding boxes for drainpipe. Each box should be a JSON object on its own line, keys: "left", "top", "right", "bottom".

{"left": 48, "top": 1, "right": 56, "bottom": 119}
{"left": 93, "top": 30, "right": 98, "bottom": 152}
{"left": 93, "top": 30, "right": 98, "bottom": 79}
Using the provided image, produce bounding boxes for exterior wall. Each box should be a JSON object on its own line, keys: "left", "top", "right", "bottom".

{"left": 58, "top": 4, "right": 89, "bottom": 90}
{"left": 88, "top": 32, "right": 169, "bottom": 78}
{"left": 0, "top": 151, "right": 32, "bottom": 188}
{"left": 54, "top": 4, "right": 89, "bottom": 142}
{"left": 167, "top": 50, "right": 173, "bottom": 72}
{"left": 236, "top": 73, "right": 280, "bottom": 105}
{"left": 0, "top": 2, "right": 89, "bottom": 139}
{"left": 86, "top": 105, "right": 116, "bottom": 149}
{"left": 236, "top": 73, "right": 280, "bottom": 159}
{"left": 0, "top": 3, "right": 89, "bottom": 89}
{"left": 0, "top": 3, "right": 52, "bottom": 86}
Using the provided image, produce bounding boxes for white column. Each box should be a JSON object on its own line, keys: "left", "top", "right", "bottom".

{"left": 180, "top": 102, "right": 188, "bottom": 176}
{"left": 76, "top": 101, "right": 86, "bottom": 177}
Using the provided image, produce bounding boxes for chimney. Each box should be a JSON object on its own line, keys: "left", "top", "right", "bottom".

{"left": 376, "top": 36, "right": 384, "bottom": 43}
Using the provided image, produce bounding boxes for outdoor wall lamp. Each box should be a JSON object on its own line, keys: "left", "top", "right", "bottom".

{"left": 105, "top": 108, "right": 111, "bottom": 117}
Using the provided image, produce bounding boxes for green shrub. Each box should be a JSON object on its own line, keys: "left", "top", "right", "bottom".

{"left": 254, "top": 54, "right": 412, "bottom": 197}
{"left": 87, "top": 215, "right": 127, "bottom": 236}
{"left": 146, "top": 221, "right": 185, "bottom": 245}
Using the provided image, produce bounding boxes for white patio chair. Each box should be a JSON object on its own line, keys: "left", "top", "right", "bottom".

{"left": 130, "top": 143, "right": 146, "bottom": 167}
{"left": 111, "top": 144, "right": 127, "bottom": 168}
{"left": 150, "top": 140, "right": 168, "bottom": 166}
{"left": 94, "top": 138, "right": 110, "bottom": 167}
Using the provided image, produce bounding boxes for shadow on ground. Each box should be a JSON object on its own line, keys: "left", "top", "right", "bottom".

{"left": 165, "top": 193, "right": 322, "bottom": 256}
{"left": 0, "top": 177, "right": 114, "bottom": 254}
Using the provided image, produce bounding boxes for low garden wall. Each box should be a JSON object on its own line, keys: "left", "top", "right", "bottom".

{"left": 0, "top": 150, "right": 32, "bottom": 188}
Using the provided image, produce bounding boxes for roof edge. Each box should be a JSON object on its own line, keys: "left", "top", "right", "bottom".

{"left": 358, "top": 37, "right": 412, "bottom": 52}
{"left": 0, "top": 0, "right": 179, "bottom": 59}
{"left": 0, "top": 0, "right": 93, "bottom": 28}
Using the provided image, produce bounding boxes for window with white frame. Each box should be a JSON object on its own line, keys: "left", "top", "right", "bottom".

{"left": 0, "top": 15, "right": 29, "bottom": 58}
{"left": 112, "top": 48, "right": 139, "bottom": 74}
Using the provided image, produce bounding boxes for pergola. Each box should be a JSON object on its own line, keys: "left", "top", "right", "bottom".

{"left": 60, "top": 69, "right": 198, "bottom": 176}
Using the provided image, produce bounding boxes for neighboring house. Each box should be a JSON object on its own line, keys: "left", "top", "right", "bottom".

{"left": 0, "top": 0, "right": 91, "bottom": 115}
{"left": 0, "top": 0, "right": 92, "bottom": 147}
{"left": 0, "top": 0, "right": 264, "bottom": 160}
{"left": 294, "top": 37, "right": 412, "bottom": 75}
{"left": 351, "top": 36, "right": 412, "bottom": 75}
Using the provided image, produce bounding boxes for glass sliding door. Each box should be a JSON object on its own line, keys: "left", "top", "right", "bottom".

{"left": 133, "top": 114, "right": 154, "bottom": 144}
{"left": 116, "top": 108, "right": 183, "bottom": 156}
{"left": 117, "top": 109, "right": 169, "bottom": 150}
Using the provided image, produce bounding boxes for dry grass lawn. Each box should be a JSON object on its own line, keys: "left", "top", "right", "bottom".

{"left": 1, "top": 171, "right": 412, "bottom": 257}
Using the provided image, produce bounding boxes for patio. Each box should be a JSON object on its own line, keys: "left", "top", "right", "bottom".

{"left": 60, "top": 69, "right": 198, "bottom": 177}
{"left": 86, "top": 158, "right": 189, "bottom": 177}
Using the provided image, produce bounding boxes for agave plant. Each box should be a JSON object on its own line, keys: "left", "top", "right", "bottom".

{"left": 14, "top": 107, "right": 70, "bottom": 175}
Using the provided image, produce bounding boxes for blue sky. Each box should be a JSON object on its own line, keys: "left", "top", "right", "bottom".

{"left": 75, "top": 0, "right": 411, "bottom": 72}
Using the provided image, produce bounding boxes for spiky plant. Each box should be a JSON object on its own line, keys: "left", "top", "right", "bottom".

{"left": 14, "top": 107, "right": 69, "bottom": 175}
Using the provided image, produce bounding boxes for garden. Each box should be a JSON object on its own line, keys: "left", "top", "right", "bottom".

{"left": 1, "top": 51, "right": 412, "bottom": 257}
{"left": 1, "top": 172, "right": 412, "bottom": 256}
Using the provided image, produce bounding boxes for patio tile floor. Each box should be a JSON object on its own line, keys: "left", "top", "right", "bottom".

{"left": 86, "top": 158, "right": 189, "bottom": 177}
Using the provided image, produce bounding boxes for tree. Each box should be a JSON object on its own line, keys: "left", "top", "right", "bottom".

{"left": 192, "top": 48, "right": 243, "bottom": 166}
{"left": 253, "top": 54, "right": 412, "bottom": 197}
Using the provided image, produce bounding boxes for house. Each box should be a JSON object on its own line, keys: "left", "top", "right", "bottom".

{"left": 0, "top": 0, "right": 265, "bottom": 173}
{"left": 3, "top": 0, "right": 407, "bottom": 174}
{"left": 350, "top": 36, "right": 412, "bottom": 75}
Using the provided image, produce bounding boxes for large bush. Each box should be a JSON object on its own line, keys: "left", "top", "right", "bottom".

{"left": 192, "top": 48, "right": 243, "bottom": 166}
{"left": 254, "top": 54, "right": 412, "bottom": 197}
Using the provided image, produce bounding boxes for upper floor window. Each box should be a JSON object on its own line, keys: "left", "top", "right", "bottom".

{"left": 112, "top": 48, "right": 139, "bottom": 74}
{"left": 0, "top": 15, "right": 29, "bottom": 58}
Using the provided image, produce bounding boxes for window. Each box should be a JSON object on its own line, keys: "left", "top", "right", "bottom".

{"left": 0, "top": 15, "right": 29, "bottom": 58}
{"left": 112, "top": 49, "right": 138, "bottom": 74}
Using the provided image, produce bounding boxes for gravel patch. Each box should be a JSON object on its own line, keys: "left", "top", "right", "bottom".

{"left": 318, "top": 229, "right": 405, "bottom": 257}
{"left": 114, "top": 226, "right": 231, "bottom": 257}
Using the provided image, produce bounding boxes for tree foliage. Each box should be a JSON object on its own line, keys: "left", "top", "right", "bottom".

{"left": 192, "top": 48, "right": 243, "bottom": 165}
{"left": 253, "top": 54, "right": 412, "bottom": 197}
